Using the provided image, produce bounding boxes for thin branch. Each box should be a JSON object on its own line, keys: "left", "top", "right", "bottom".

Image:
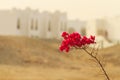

{"left": 83, "top": 48, "right": 110, "bottom": 80}
{"left": 90, "top": 44, "right": 95, "bottom": 54}
{"left": 94, "top": 45, "right": 100, "bottom": 57}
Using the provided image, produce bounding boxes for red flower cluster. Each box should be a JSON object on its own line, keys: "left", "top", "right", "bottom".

{"left": 59, "top": 32, "right": 95, "bottom": 52}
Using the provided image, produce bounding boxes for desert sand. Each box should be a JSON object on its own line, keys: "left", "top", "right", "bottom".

{"left": 0, "top": 36, "right": 120, "bottom": 80}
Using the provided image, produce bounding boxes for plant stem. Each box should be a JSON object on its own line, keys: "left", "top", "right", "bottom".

{"left": 83, "top": 48, "right": 110, "bottom": 80}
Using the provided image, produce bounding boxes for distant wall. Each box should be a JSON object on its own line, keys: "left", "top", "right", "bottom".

{"left": 67, "top": 20, "right": 86, "bottom": 35}
{"left": 0, "top": 10, "right": 20, "bottom": 36}
{"left": 86, "top": 20, "right": 97, "bottom": 37}
{"left": 106, "top": 17, "right": 120, "bottom": 41}
{"left": 0, "top": 9, "right": 69, "bottom": 39}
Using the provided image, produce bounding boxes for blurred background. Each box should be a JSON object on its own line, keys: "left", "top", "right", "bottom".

{"left": 0, "top": 0, "right": 120, "bottom": 80}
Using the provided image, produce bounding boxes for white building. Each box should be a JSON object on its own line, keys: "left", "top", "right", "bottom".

{"left": 67, "top": 19, "right": 86, "bottom": 35}
{"left": 1, "top": 8, "right": 119, "bottom": 48}
{"left": 86, "top": 17, "right": 120, "bottom": 48}
{"left": 86, "top": 19, "right": 97, "bottom": 37}
{"left": 86, "top": 17, "right": 120, "bottom": 42}
{"left": 0, "top": 9, "right": 20, "bottom": 35}
{"left": 105, "top": 16, "right": 120, "bottom": 42}
{"left": 0, "top": 8, "right": 68, "bottom": 39}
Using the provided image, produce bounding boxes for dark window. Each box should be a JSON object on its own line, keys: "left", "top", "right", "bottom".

{"left": 17, "top": 18, "right": 20, "bottom": 29}
{"left": 31, "top": 19, "right": 34, "bottom": 30}
{"left": 35, "top": 20, "right": 38, "bottom": 30}
{"left": 48, "top": 21, "right": 51, "bottom": 32}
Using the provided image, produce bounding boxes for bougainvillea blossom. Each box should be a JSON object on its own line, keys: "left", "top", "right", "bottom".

{"left": 59, "top": 32, "right": 95, "bottom": 52}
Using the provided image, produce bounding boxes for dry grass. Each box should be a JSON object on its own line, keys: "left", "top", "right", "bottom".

{"left": 0, "top": 36, "right": 120, "bottom": 80}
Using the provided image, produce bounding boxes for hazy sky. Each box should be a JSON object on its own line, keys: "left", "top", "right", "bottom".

{"left": 0, "top": 0, "right": 120, "bottom": 20}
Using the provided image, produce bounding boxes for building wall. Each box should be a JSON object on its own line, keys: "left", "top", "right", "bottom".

{"left": 50, "top": 11, "right": 67, "bottom": 39}
{"left": 0, "top": 8, "right": 68, "bottom": 39}
{"left": 86, "top": 20, "right": 97, "bottom": 37}
{"left": 67, "top": 19, "right": 86, "bottom": 35}
{"left": 27, "top": 9, "right": 40, "bottom": 38}
{"left": 106, "top": 16, "right": 120, "bottom": 41}
{"left": 57, "top": 12, "right": 68, "bottom": 38}
{"left": 14, "top": 9, "right": 29, "bottom": 36}
{"left": 0, "top": 8, "right": 83, "bottom": 39}
{"left": 86, "top": 17, "right": 120, "bottom": 44}
{"left": 41, "top": 11, "right": 52, "bottom": 39}
{"left": 0, "top": 10, "right": 20, "bottom": 36}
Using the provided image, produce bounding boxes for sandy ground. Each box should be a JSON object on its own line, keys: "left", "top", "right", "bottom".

{"left": 0, "top": 64, "right": 120, "bottom": 80}
{"left": 0, "top": 36, "right": 120, "bottom": 80}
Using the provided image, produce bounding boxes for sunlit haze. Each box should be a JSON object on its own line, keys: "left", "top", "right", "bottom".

{"left": 0, "top": 0, "right": 120, "bottom": 20}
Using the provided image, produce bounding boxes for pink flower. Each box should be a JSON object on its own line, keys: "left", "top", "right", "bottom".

{"left": 59, "top": 32, "right": 96, "bottom": 52}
